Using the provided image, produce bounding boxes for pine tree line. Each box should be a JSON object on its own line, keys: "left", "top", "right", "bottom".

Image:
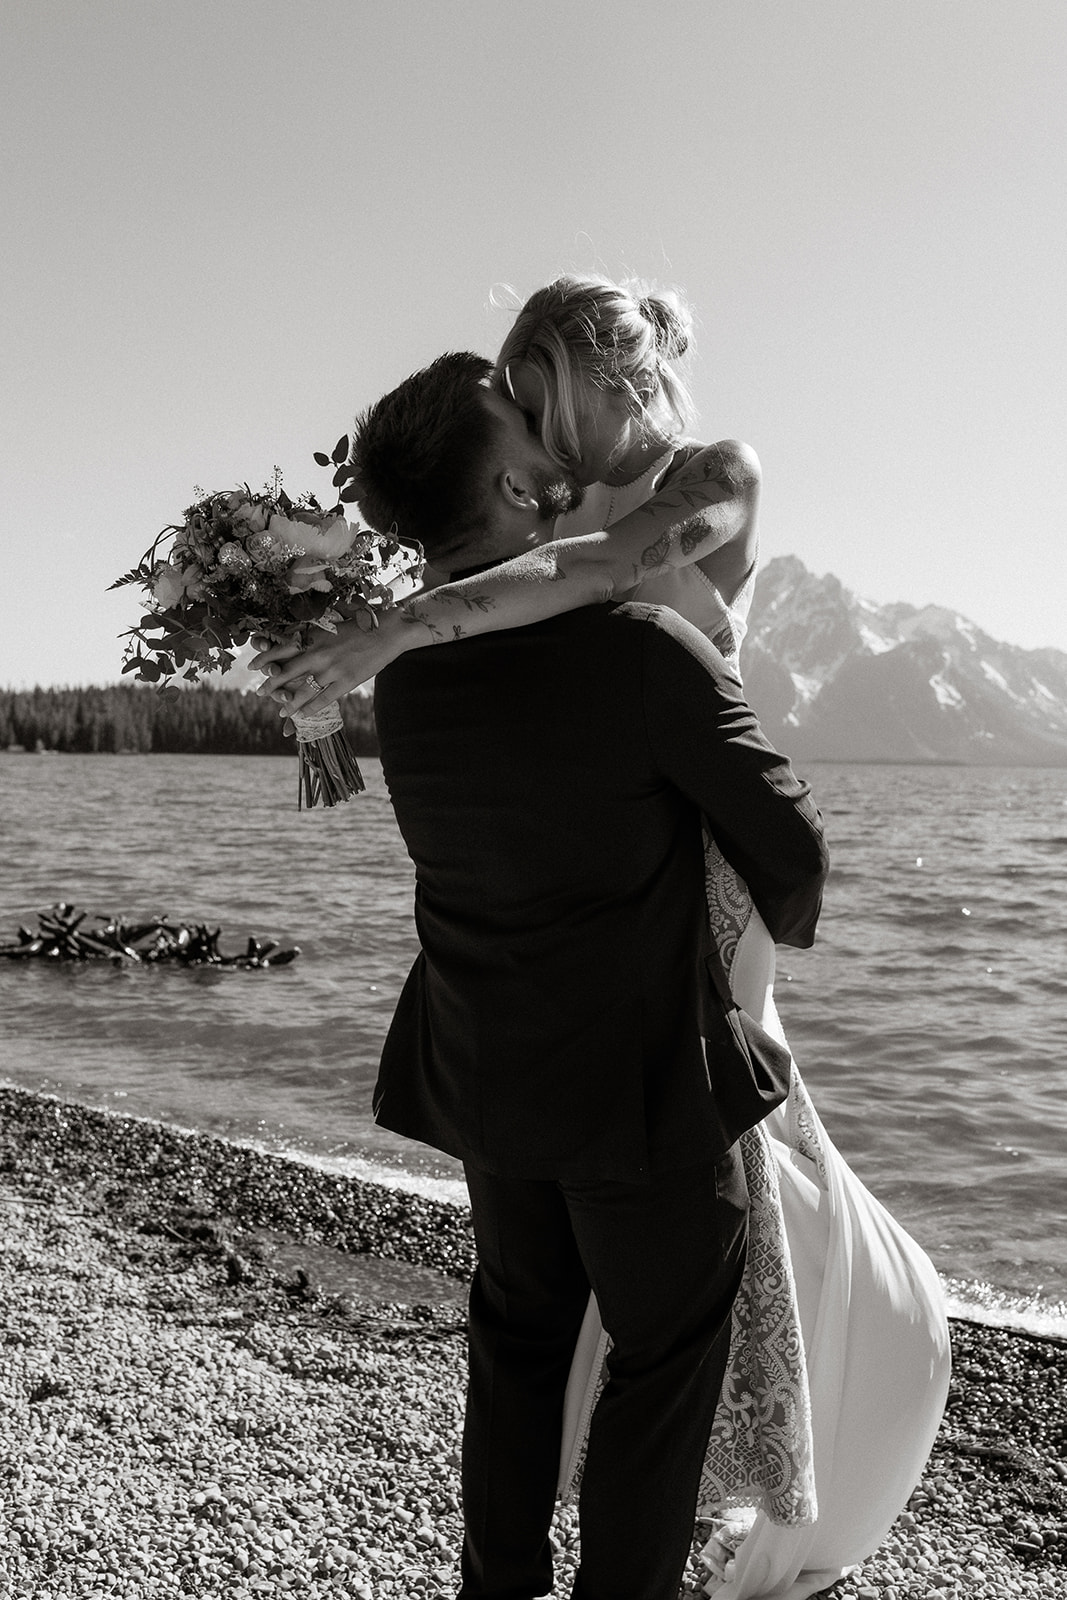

{"left": 0, "top": 684, "right": 379, "bottom": 757}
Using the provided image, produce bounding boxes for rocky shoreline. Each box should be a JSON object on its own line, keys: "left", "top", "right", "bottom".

{"left": 1, "top": 1084, "right": 1065, "bottom": 1599}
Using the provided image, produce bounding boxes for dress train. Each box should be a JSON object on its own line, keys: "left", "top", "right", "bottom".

{"left": 558, "top": 868, "right": 951, "bottom": 1600}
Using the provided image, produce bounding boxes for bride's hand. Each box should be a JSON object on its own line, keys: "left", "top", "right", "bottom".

{"left": 250, "top": 610, "right": 410, "bottom": 716}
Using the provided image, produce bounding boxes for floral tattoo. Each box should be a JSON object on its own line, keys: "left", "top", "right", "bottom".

{"left": 398, "top": 587, "right": 498, "bottom": 644}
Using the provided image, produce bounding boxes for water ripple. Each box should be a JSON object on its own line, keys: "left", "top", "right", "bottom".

{"left": 2, "top": 753, "right": 1066, "bottom": 1305}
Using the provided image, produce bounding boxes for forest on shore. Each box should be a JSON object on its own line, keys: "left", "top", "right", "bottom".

{"left": 0, "top": 684, "right": 379, "bottom": 757}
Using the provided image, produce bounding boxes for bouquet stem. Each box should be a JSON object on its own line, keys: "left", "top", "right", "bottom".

{"left": 291, "top": 704, "right": 366, "bottom": 809}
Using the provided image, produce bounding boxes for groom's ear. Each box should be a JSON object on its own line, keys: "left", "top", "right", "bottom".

{"left": 498, "top": 468, "right": 538, "bottom": 513}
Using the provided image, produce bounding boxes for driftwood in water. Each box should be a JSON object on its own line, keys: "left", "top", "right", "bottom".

{"left": 0, "top": 902, "right": 300, "bottom": 968}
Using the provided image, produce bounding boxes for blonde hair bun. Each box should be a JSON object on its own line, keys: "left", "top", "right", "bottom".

{"left": 635, "top": 287, "right": 693, "bottom": 362}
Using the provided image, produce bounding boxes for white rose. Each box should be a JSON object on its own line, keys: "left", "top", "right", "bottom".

{"left": 151, "top": 563, "right": 186, "bottom": 609}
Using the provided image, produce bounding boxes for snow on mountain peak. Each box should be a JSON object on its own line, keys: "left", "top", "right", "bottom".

{"left": 742, "top": 557, "right": 1067, "bottom": 765}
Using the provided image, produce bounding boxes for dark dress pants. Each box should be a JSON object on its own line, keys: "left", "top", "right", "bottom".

{"left": 459, "top": 1148, "right": 748, "bottom": 1600}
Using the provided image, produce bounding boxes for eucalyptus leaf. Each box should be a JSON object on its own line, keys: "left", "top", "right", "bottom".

{"left": 339, "top": 486, "right": 360, "bottom": 503}
{"left": 331, "top": 434, "right": 349, "bottom": 464}
{"left": 313, "top": 451, "right": 331, "bottom": 467}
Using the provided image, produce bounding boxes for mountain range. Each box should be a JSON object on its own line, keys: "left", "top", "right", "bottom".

{"left": 741, "top": 556, "right": 1067, "bottom": 766}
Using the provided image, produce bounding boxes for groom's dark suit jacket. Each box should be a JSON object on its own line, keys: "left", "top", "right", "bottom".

{"left": 372, "top": 600, "right": 828, "bottom": 1182}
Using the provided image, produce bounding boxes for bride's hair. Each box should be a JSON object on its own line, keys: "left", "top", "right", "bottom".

{"left": 492, "top": 274, "right": 696, "bottom": 468}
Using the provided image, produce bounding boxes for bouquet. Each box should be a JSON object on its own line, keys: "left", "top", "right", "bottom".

{"left": 110, "top": 449, "right": 423, "bottom": 808}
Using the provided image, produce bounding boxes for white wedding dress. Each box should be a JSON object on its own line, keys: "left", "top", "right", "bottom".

{"left": 553, "top": 464, "right": 952, "bottom": 1599}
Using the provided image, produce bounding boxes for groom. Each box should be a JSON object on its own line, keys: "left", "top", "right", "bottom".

{"left": 352, "top": 354, "right": 828, "bottom": 1600}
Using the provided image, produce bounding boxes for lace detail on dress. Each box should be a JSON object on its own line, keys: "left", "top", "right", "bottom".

{"left": 787, "top": 1070, "right": 828, "bottom": 1182}
{"left": 703, "top": 829, "right": 752, "bottom": 972}
{"left": 697, "top": 832, "right": 817, "bottom": 1530}
{"left": 697, "top": 1119, "right": 816, "bottom": 1527}
{"left": 559, "top": 836, "right": 819, "bottom": 1534}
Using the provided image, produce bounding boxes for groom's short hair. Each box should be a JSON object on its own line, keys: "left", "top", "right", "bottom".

{"left": 349, "top": 352, "right": 502, "bottom": 561}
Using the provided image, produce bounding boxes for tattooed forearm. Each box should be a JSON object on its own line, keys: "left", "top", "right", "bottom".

{"left": 393, "top": 546, "right": 602, "bottom": 647}
{"left": 628, "top": 458, "right": 749, "bottom": 567}
{"left": 399, "top": 588, "right": 501, "bottom": 644}
{"left": 677, "top": 516, "right": 708, "bottom": 556}
{"left": 446, "top": 592, "right": 496, "bottom": 614}
{"left": 639, "top": 531, "right": 673, "bottom": 570}
{"left": 631, "top": 513, "right": 708, "bottom": 580}
{"left": 518, "top": 550, "right": 570, "bottom": 582}
{"left": 397, "top": 599, "right": 450, "bottom": 644}
{"left": 636, "top": 483, "right": 721, "bottom": 519}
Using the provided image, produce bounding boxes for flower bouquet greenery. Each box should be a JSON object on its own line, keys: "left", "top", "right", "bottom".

{"left": 110, "top": 450, "right": 423, "bottom": 807}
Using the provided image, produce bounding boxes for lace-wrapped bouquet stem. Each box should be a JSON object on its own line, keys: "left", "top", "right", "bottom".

{"left": 110, "top": 450, "right": 423, "bottom": 809}
{"left": 289, "top": 694, "right": 367, "bottom": 808}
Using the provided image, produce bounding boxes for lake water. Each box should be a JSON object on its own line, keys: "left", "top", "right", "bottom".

{"left": 1, "top": 752, "right": 1065, "bottom": 1333}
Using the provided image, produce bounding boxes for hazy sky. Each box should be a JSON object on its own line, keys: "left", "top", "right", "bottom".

{"left": 2, "top": 0, "right": 1064, "bottom": 688}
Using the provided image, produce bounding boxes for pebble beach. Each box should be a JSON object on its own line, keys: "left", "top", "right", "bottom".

{"left": 2, "top": 1084, "right": 1065, "bottom": 1600}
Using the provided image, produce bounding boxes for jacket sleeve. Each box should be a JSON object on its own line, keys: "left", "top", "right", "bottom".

{"left": 635, "top": 604, "right": 829, "bottom": 948}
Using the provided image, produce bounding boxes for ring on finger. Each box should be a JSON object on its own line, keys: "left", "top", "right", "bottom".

{"left": 305, "top": 673, "right": 325, "bottom": 694}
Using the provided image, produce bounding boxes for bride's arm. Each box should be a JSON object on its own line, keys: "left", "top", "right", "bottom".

{"left": 253, "top": 438, "right": 759, "bottom": 714}
{"left": 610, "top": 439, "right": 761, "bottom": 590}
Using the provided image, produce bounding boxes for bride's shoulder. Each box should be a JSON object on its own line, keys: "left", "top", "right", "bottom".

{"left": 664, "top": 438, "right": 761, "bottom": 493}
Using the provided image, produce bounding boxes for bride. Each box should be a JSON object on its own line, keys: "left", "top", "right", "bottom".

{"left": 255, "top": 273, "right": 952, "bottom": 1599}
